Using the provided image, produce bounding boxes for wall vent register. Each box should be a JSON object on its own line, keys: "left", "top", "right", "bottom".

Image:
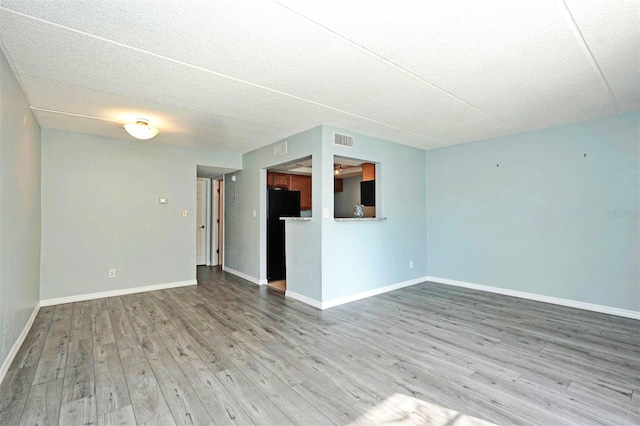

{"left": 333, "top": 132, "right": 354, "bottom": 148}
{"left": 273, "top": 141, "right": 288, "bottom": 157}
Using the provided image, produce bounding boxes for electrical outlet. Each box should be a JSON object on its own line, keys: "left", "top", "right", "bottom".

{"left": 182, "top": 210, "right": 188, "bottom": 217}
{"left": 252, "top": 209, "right": 257, "bottom": 218}
{"left": 108, "top": 269, "right": 116, "bottom": 278}
{"left": 409, "top": 260, "right": 414, "bottom": 269}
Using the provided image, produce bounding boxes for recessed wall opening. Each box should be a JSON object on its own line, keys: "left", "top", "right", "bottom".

{"left": 334, "top": 156, "right": 377, "bottom": 218}
{"left": 196, "top": 165, "right": 236, "bottom": 272}
{"left": 265, "top": 156, "right": 313, "bottom": 293}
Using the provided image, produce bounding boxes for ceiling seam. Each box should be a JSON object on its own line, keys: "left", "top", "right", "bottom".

{"left": 0, "top": 7, "right": 446, "bottom": 146}
{"left": 272, "top": 0, "right": 521, "bottom": 133}
{"left": 558, "top": 0, "right": 620, "bottom": 113}
{"left": 0, "top": 41, "right": 44, "bottom": 127}
{"left": 30, "top": 107, "right": 124, "bottom": 123}
{"left": 25, "top": 73, "right": 292, "bottom": 132}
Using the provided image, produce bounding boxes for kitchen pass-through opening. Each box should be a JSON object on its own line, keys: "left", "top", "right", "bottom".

{"left": 265, "top": 156, "right": 312, "bottom": 292}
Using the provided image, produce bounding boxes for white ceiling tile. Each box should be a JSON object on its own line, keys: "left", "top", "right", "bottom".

{"left": 0, "top": 1, "right": 512, "bottom": 145}
{"left": 21, "top": 76, "right": 290, "bottom": 152}
{"left": 276, "top": 0, "right": 625, "bottom": 131}
{"left": 0, "top": 0, "right": 637, "bottom": 152}
{"left": 564, "top": 0, "right": 640, "bottom": 112}
{"left": 1, "top": 8, "right": 443, "bottom": 149}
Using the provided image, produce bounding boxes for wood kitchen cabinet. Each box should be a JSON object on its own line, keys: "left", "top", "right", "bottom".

{"left": 289, "top": 174, "right": 312, "bottom": 210}
{"left": 362, "top": 163, "right": 376, "bottom": 181}
{"left": 267, "top": 171, "right": 312, "bottom": 210}
{"left": 273, "top": 173, "right": 290, "bottom": 189}
{"left": 334, "top": 178, "right": 343, "bottom": 192}
{"left": 267, "top": 172, "right": 291, "bottom": 189}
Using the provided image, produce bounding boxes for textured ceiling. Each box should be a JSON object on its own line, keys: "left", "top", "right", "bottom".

{"left": 1, "top": 0, "right": 637, "bottom": 153}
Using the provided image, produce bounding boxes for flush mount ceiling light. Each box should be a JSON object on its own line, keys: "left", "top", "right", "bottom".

{"left": 334, "top": 164, "right": 343, "bottom": 175}
{"left": 124, "top": 118, "right": 159, "bottom": 140}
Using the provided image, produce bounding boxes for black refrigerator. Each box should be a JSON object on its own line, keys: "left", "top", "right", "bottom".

{"left": 267, "top": 189, "right": 300, "bottom": 281}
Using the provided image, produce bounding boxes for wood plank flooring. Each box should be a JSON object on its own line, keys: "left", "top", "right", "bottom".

{"left": 1, "top": 266, "right": 639, "bottom": 425}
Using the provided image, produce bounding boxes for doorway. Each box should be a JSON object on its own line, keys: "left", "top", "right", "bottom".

{"left": 212, "top": 180, "right": 222, "bottom": 266}
{"left": 196, "top": 178, "right": 209, "bottom": 266}
{"left": 196, "top": 177, "right": 223, "bottom": 267}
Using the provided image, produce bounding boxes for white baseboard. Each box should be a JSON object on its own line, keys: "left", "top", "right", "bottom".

{"left": 287, "top": 277, "right": 428, "bottom": 310}
{"left": 427, "top": 276, "right": 640, "bottom": 320}
{"left": 321, "top": 276, "right": 429, "bottom": 310}
{"left": 40, "top": 280, "right": 197, "bottom": 307}
{"left": 222, "top": 266, "right": 266, "bottom": 285}
{"left": 285, "top": 291, "right": 323, "bottom": 309}
{"left": 0, "top": 302, "right": 41, "bottom": 385}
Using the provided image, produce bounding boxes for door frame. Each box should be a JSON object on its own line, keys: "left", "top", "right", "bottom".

{"left": 210, "top": 179, "right": 222, "bottom": 266}
{"left": 197, "top": 177, "right": 210, "bottom": 266}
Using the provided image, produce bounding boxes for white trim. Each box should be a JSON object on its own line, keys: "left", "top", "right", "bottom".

{"left": 0, "top": 302, "right": 41, "bottom": 385}
{"left": 221, "top": 176, "right": 225, "bottom": 268}
{"left": 40, "top": 280, "right": 197, "bottom": 307}
{"left": 321, "top": 276, "right": 429, "bottom": 310}
{"left": 285, "top": 291, "right": 323, "bottom": 309}
{"left": 222, "top": 266, "right": 266, "bottom": 285}
{"left": 427, "top": 276, "right": 640, "bottom": 320}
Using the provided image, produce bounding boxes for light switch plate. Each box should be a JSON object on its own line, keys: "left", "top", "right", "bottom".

{"left": 159, "top": 198, "right": 168, "bottom": 204}
{"left": 182, "top": 210, "right": 188, "bottom": 217}
{"left": 324, "top": 208, "right": 329, "bottom": 218}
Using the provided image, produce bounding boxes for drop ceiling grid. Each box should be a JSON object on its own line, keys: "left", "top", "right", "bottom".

{"left": 20, "top": 74, "right": 291, "bottom": 140}
{"left": 1, "top": 12, "right": 427, "bottom": 146}
{"left": 16, "top": 46, "right": 442, "bottom": 152}
{"left": 563, "top": 0, "right": 640, "bottom": 112}
{"left": 34, "top": 109, "right": 290, "bottom": 152}
{"left": 0, "top": 2, "right": 517, "bottom": 146}
{"left": 276, "top": 0, "right": 629, "bottom": 131}
{"left": 0, "top": 1, "right": 637, "bottom": 153}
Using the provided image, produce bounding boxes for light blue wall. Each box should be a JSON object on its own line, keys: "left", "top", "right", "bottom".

{"left": 334, "top": 176, "right": 362, "bottom": 218}
{"left": 426, "top": 112, "right": 640, "bottom": 311}
{"left": 0, "top": 50, "right": 41, "bottom": 368}
{"left": 321, "top": 127, "right": 428, "bottom": 302}
{"left": 41, "top": 129, "right": 241, "bottom": 300}
{"left": 227, "top": 125, "right": 428, "bottom": 303}
{"left": 224, "top": 126, "right": 323, "bottom": 300}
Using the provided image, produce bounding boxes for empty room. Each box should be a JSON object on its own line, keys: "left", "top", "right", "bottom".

{"left": 0, "top": 1, "right": 638, "bottom": 425}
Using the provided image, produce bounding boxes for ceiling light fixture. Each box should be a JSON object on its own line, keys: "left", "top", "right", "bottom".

{"left": 334, "top": 164, "right": 343, "bottom": 175}
{"left": 124, "top": 118, "right": 159, "bottom": 140}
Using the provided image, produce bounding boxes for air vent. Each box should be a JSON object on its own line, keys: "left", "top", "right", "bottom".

{"left": 333, "top": 132, "right": 354, "bottom": 148}
{"left": 273, "top": 141, "right": 287, "bottom": 157}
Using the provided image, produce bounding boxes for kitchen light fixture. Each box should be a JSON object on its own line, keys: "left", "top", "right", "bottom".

{"left": 124, "top": 118, "right": 159, "bottom": 140}
{"left": 334, "top": 164, "right": 343, "bottom": 175}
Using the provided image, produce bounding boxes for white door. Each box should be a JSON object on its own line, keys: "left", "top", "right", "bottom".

{"left": 211, "top": 180, "right": 220, "bottom": 266}
{"left": 196, "top": 178, "right": 208, "bottom": 265}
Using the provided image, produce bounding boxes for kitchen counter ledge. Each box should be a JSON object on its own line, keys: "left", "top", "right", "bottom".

{"left": 334, "top": 217, "right": 387, "bottom": 222}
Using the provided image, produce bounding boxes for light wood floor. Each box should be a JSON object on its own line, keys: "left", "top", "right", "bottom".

{"left": 1, "top": 267, "right": 639, "bottom": 425}
{"left": 266, "top": 280, "right": 286, "bottom": 293}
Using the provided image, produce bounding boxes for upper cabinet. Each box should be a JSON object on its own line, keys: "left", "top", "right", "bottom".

{"left": 267, "top": 171, "right": 312, "bottom": 211}
{"left": 362, "top": 163, "right": 375, "bottom": 181}
{"left": 289, "top": 175, "right": 312, "bottom": 211}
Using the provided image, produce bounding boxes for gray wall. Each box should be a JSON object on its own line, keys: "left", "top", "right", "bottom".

{"left": 224, "top": 127, "right": 323, "bottom": 299}
{"left": 321, "top": 126, "right": 428, "bottom": 302}
{"left": 41, "top": 129, "right": 241, "bottom": 300}
{"left": 334, "top": 176, "right": 362, "bottom": 218}
{"left": 426, "top": 111, "right": 639, "bottom": 311}
{"left": 0, "top": 50, "right": 41, "bottom": 368}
